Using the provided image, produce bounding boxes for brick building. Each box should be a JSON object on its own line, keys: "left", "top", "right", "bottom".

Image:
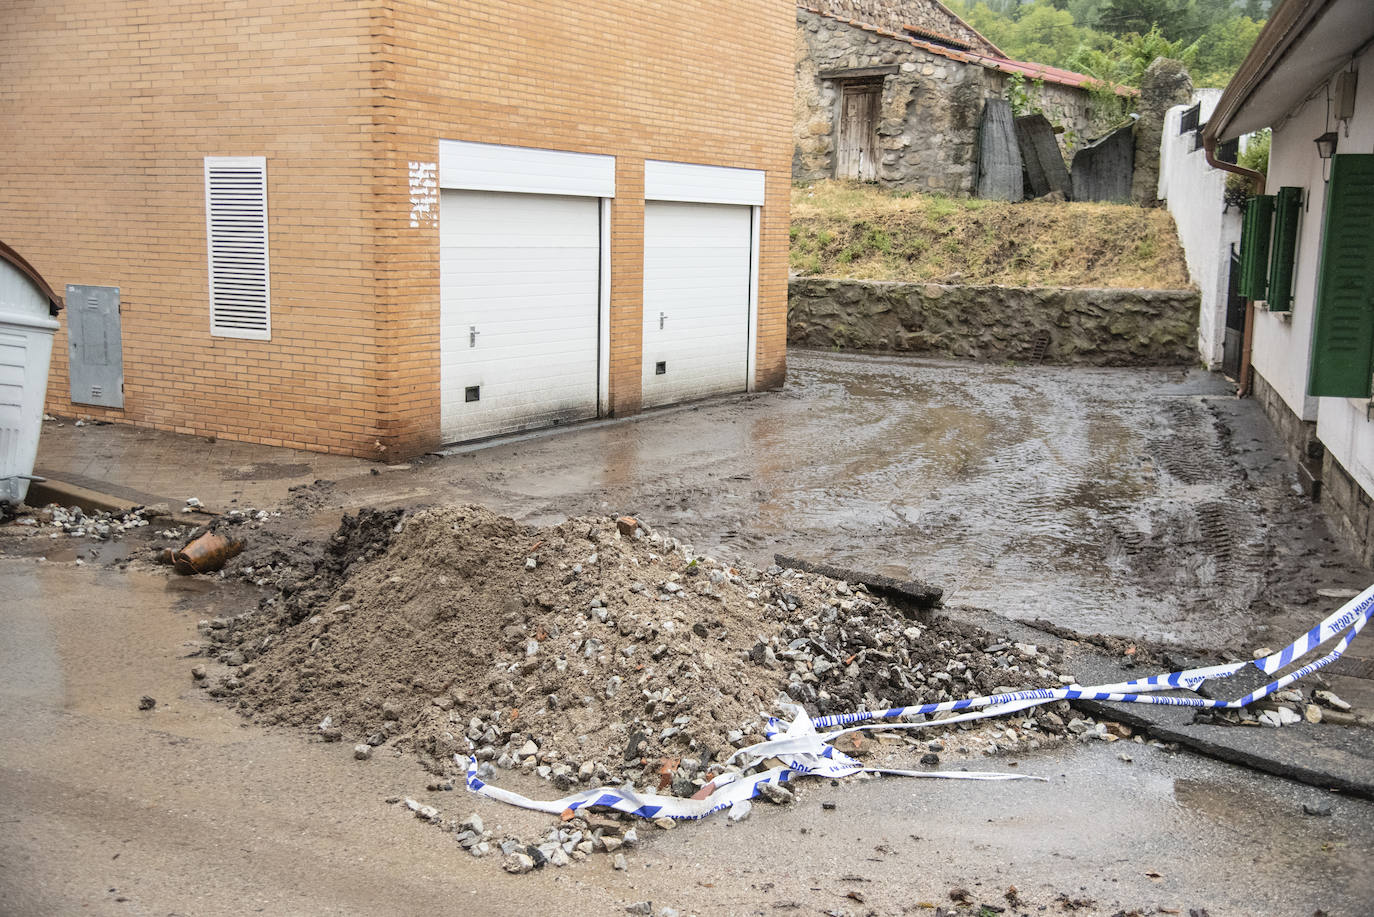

{"left": 1, "top": 1, "right": 793, "bottom": 458}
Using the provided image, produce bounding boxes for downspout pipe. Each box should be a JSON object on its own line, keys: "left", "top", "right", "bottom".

{"left": 1203, "top": 135, "right": 1265, "bottom": 396}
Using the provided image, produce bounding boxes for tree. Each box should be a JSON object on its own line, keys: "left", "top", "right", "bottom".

{"left": 1068, "top": 25, "right": 1199, "bottom": 87}
{"left": 1191, "top": 15, "right": 1264, "bottom": 88}
{"left": 953, "top": 0, "right": 1264, "bottom": 89}
{"left": 962, "top": 0, "right": 1101, "bottom": 64}
{"left": 1095, "top": 0, "right": 1197, "bottom": 41}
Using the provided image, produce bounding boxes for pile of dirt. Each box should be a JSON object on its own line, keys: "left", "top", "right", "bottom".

{"left": 790, "top": 180, "right": 1191, "bottom": 289}
{"left": 202, "top": 505, "right": 1078, "bottom": 793}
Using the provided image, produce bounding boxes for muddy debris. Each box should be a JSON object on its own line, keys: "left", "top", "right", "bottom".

{"left": 774, "top": 553, "right": 942, "bottom": 609}
{"left": 5, "top": 502, "right": 167, "bottom": 544}
{"left": 198, "top": 506, "right": 1112, "bottom": 791}
{"left": 189, "top": 504, "right": 1190, "bottom": 873}
{"left": 171, "top": 531, "right": 245, "bottom": 575}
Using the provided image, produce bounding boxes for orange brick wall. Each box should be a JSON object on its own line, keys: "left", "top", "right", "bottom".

{"left": 374, "top": 0, "right": 795, "bottom": 454}
{"left": 2, "top": 1, "right": 381, "bottom": 455}
{"left": 2, "top": 0, "right": 793, "bottom": 458}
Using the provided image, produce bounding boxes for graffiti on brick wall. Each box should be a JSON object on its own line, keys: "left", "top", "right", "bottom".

{"left": 408, "top": 161, "right": 438, "bottom": 229}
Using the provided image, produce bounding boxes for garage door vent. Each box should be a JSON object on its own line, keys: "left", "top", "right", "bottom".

{"left": 204, "top": 156, "right": 271, "bottom": 341}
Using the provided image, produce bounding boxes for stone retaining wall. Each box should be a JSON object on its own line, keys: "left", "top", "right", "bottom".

{"left": 789, "top": 277, "right": 1200, "bottom": 365}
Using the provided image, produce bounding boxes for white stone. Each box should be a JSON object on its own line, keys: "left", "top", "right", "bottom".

{"left": 1316, "top": 690, "right": 1351, "bottom": 711}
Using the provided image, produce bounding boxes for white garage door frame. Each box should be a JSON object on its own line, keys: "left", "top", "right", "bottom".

{"left": 437, "top": 140, "right": 615, "bottom": 433}
{"left": 643, "top": 160, "right": 765, "bottom": 396}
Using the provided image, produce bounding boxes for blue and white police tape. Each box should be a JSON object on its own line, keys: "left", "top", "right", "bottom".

{"left": 460, "top": 736, "right": 1038, "bottom": 823}
{"left": 798, "top": 581, "right": 1374, "bottom": 734}
{"left": 459, "top": 695, "right": 1040, "bottom": 821}
{"left": 463, "top": 583, "right": 1372, "bottom": 823}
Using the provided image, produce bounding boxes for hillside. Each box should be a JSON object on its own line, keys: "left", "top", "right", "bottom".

{"left": 790, "top": 182, "right": 1192, "bottom": 290}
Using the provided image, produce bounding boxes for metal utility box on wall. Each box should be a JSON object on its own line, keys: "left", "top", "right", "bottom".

{"left": 65, "top": 284, "right": 123, "bottom": 408}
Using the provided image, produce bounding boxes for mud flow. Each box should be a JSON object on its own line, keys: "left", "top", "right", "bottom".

{"left": 201, "top": 505, "right": 1090, "bottom": 791}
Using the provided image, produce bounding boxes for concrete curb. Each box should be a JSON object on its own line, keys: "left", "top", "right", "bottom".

{"left": 24, "top": 478, "right": 139, "bottom": 514}
{"left": 949, "top": 605, "right": 1374, "bottom": 800}
{"left": 1075, "top": 695, "right": 1374, "bottom": 799}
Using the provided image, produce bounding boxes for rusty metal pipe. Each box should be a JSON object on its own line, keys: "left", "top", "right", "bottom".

{"left": 172, "top": 531, "right": 244, "bottom": 574}
{"left": 1204, "top": 135, "right": 1265, "bottom": 396}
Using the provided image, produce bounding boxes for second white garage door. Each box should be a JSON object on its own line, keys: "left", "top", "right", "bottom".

{"left": 641, "top": 201, "right": 753, "bottom": 409}
{"left": 439, "top": 189, "right": 601, "bottom": 442}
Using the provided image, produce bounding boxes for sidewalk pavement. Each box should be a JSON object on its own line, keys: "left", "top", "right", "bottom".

{"left": 32, "top": 418, "right": 373, "bottom": 511}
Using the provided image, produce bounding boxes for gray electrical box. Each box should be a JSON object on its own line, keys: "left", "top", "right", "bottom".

{"left": 66, "top": 284, "right": 124, "bottom": 408}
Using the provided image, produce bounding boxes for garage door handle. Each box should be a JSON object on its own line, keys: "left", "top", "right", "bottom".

{"left": 469, "top": 326, "right": 479, "bottom": 348}
{"left": 659, "top": 312, "right": 666, "bottom": 330}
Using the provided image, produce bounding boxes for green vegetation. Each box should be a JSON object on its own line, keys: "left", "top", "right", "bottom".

{"left": 1225, "top": 127, "right": 1271, "bottom": 207}
{"left": 791, "top": 181, "right": 1192, "bottom": 289}
{"left": 1237, "top": 127, "right": 1271, "bottom": 176}
{"left": 955, "top": 0, "right": 1268, "bottom": 89}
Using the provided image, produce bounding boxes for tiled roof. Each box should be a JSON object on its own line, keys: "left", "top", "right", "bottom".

{"left": 800, "top": 4, "right": 1135, "bottom": 97}
{"left": 901, "top": 23, "right": 975, "bottom": 51}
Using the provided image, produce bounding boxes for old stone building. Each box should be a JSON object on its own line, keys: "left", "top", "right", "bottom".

{"left": 794, "top": 1, "right": 1123, "bottom": 193}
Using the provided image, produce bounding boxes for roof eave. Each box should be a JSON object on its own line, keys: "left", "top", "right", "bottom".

{"left": 1205, "top": 0, "right": 1334, "bottom": 143}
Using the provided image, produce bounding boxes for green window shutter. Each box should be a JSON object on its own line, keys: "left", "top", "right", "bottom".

{"left": 1308, "top": 154, "right": 1374, "bottom": 399}
{"left": 1266, "top": 186, "right": 1302, "bottom": 312}
{"left": 1240, "top": 194, "right": 1274, "bottom": 300}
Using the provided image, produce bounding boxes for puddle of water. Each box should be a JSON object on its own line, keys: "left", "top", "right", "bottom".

{"left": 42, "top": 539, "right": 133, "bottom": 565}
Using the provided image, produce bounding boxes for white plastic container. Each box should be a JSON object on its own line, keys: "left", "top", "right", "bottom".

{"left": 0, "top": 250, "right": 62, "bottom": 506}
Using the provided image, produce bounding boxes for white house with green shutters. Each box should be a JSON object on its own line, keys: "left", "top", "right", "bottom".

{"left": 1204, "top": 0, "right": 1374, "bottom": 566}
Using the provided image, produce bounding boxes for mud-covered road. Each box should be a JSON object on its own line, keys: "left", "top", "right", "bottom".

{"left": 5, "top": 350, "right": 1374, "bottom": 915}
{"left": 4, "top": 559, "right": 1372, "bottom": 917}
{"left": 315, "top": 350, "right": 1372, "bottom": 655}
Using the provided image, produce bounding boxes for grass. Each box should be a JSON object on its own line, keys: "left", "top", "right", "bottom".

{"left": 790, "top": 181, "right": 1193, "bottom": 289}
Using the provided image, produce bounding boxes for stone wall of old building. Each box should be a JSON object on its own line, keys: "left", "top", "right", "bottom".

{"left": 794, "top": 8, "right": 1109, "bottom": 194}
{"left": 789, "top": 278, "right": 1200, "bottom": 365}
{"left": 795, "top": 9, "right": 992, "bottom": 192}
{"left": 1028, "top": 80, "right": 1117, "bottom": 158}
{"left": 801, "top": 0, "right": 998, "bottom": 55}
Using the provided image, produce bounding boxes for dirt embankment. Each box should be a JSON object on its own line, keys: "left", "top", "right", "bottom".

{"left": 201, "top": 505, "right": 1084, "bottom": 794}
{"left": 790, "top": 181, "right": 1192, "bottom": 289}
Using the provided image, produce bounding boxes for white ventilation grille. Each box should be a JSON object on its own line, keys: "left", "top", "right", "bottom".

{"left": 204, "top": 156, "right": 271, "bottom": 340}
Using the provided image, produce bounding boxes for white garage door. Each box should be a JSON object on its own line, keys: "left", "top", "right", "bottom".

{"left": 439, "top": 189, "right": 601, "bottom": 442}
{"left": 641, "top": 201, "right": 753, "bottom": 409}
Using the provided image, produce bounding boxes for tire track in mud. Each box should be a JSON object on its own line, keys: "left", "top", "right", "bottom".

{"left": 1132, "top": 397, "right": 1269, "bottom": 640}
{"left": 506, "top": 353, "right": 1293, "bottom": 649}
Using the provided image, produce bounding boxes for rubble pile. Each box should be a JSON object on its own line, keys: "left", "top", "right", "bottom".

{"left": 393, "top": 798, "right": 649, "bottom": 871}
{"left": 202, "top": 505, "right": 1090, "bottom": 796}
{"left": 3, "top": 497, "right": 285, "bottom": 562}
{"left": 10, "top": 502, "right": 172, "bottom": 539}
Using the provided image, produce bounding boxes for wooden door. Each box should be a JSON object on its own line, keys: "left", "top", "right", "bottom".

{"left": 837, "top": 83, "right": 881, "bottom": 181}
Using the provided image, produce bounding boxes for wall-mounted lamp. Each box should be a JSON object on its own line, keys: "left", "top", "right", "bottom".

{"left": 1315, "top": 131, "right": 1339, "bottom": 159}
